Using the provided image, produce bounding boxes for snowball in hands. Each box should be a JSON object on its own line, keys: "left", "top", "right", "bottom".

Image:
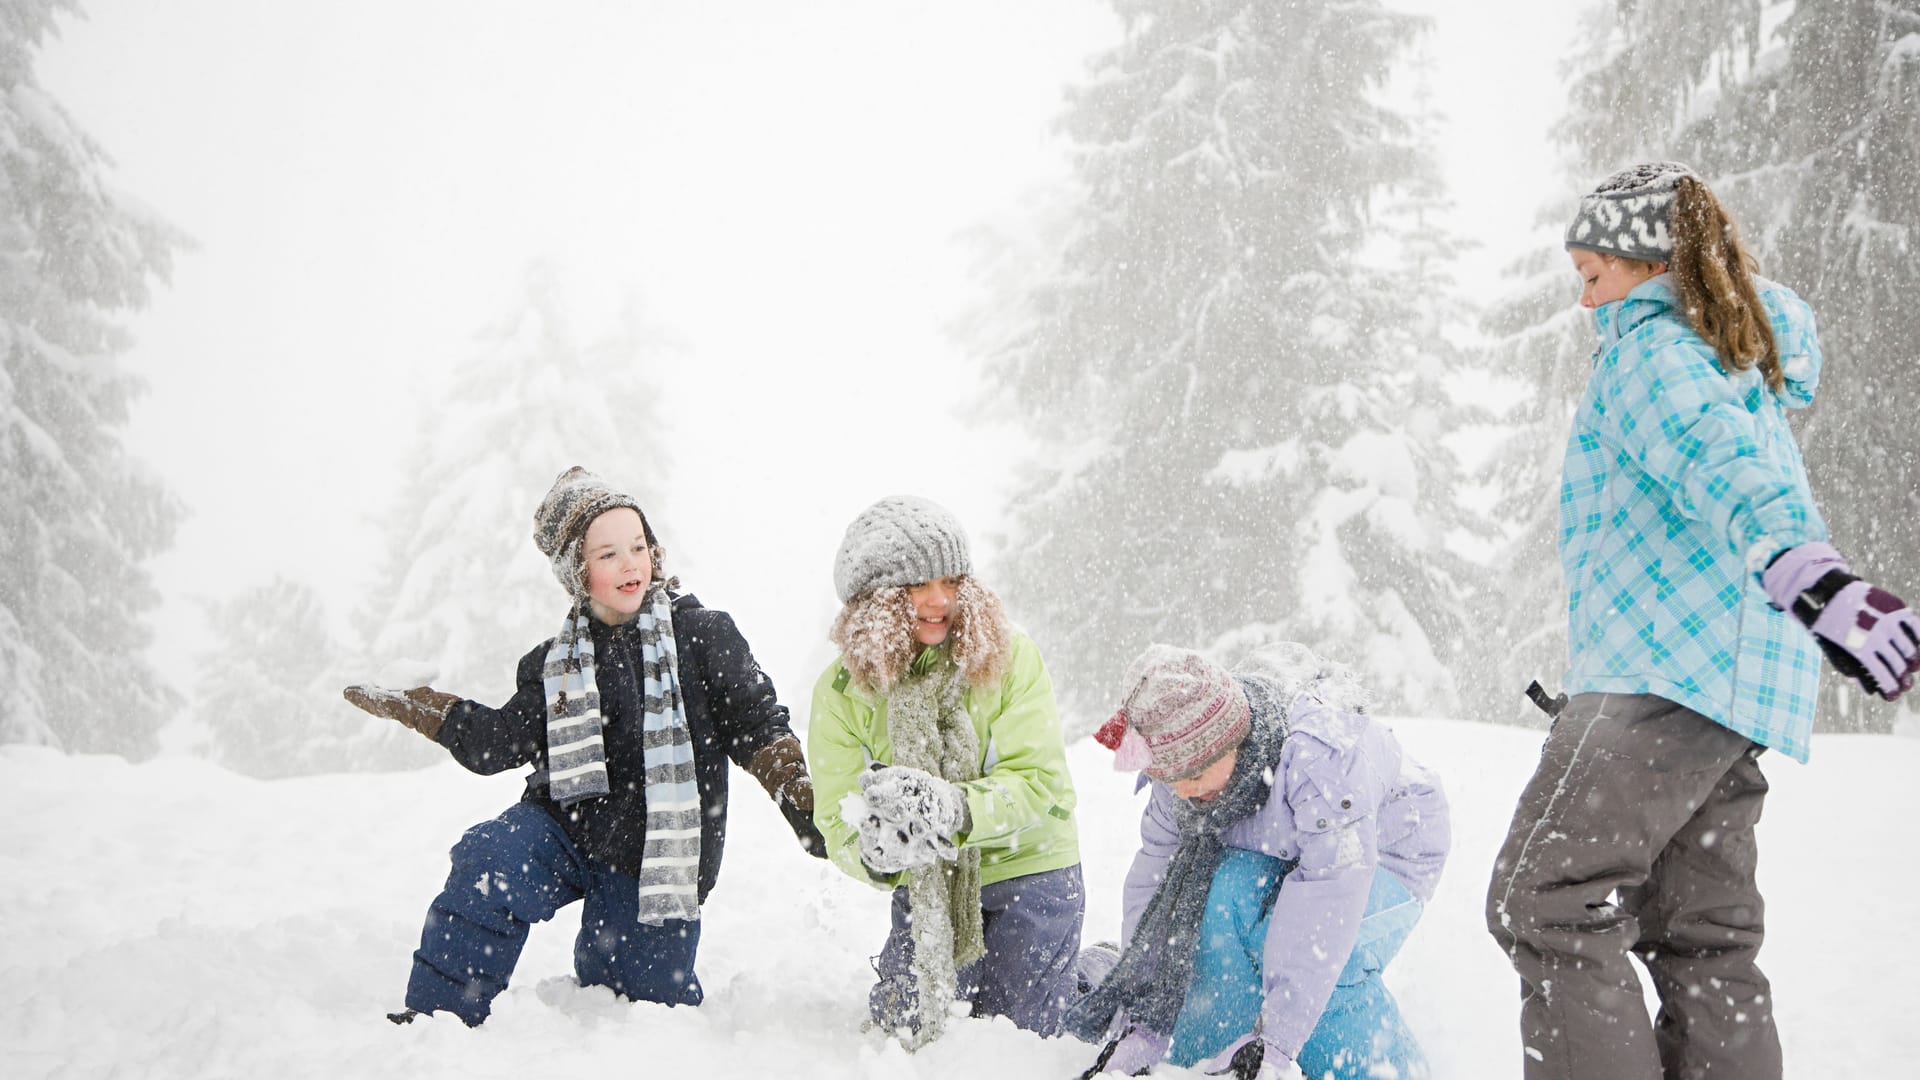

{"left": 853, "top": 765, "right": 969, "bottom": 873}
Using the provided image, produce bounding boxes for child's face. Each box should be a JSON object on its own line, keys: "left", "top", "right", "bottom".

{"left": 582, "top": 507, "right": 653, "bottom": 623}
{"left": 906, "top": 576, "right": 963, "bottom": 646}
{"left": 1570, "top": 249, "right": 1665, "bottom": 309}
{"left": 1171, "top": 746, "right": 1238, "bottom": 802}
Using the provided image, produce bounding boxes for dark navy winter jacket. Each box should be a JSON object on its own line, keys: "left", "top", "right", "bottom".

{"left": 435, "top": 593, "right": 811, "bottom": 900}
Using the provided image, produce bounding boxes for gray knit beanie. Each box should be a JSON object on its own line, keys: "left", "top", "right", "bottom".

{"left": 1564, "top": 161, "right": 1696, "bottom": 262}
{"left": 832, "top": 496, "right": 972, "bottom": 604}
{"left": 532, "top": 466, "right": 654, "bottom": 600}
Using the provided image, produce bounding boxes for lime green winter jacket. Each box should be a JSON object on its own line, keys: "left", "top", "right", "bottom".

{"left": 808, "top": 630, "right": 1080, "bottom": 889}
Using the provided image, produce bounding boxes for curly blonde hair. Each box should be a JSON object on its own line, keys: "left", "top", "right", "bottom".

{"left": 829, "top": 576, "right": 1011, "bottom": 694}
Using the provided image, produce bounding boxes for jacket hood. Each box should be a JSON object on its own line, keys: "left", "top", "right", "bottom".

{"left": 1590, "top": 274, "right": 1677, "bottom": 351}
{"left": 1590, "top": 274, "right": 1823, "bottom": 409}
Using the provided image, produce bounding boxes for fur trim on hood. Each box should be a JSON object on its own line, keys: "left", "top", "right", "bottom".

{"left": 830, "top": 576, "right": 1011, "bottom": 694}
{"left": 1230, "top": 641, "right": 1372, "bottom": 713}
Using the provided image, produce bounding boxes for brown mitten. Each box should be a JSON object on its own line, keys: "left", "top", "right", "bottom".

{"left": 746, "top": 735, "right": 827, "bottom": 858}
{"left": 746, "top": 735, "right": 814, "bottom": 814}
{"left": 342, "top": 684, "right": 461, "bottom": 741}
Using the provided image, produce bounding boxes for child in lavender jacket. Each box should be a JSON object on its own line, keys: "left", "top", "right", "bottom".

{"left": 1068, "top": 644, "right": 1448, "bottom": 1080}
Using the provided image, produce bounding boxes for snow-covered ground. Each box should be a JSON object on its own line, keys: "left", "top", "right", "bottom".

{"left": 5, "top": 718, "right": 1914, "bottom": 1078}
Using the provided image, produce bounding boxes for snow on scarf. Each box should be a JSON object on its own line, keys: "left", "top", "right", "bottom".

{"left": 888, "top": 657, "right": 985, "bottom": 1050}
{"left": 542, "top": 588, "right": 702, "bottom": 925}
{"left": 1064, "top": 677, "right": 1291, "bottom": 1042}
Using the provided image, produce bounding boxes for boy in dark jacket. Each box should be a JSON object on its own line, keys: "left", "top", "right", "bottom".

{"left": 344, "top": 466, "right": 823, "bottom": 1026}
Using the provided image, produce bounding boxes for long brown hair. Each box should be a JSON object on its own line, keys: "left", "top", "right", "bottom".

{"left": 1667, "top": 175, "right": 1781, "bottom": 390}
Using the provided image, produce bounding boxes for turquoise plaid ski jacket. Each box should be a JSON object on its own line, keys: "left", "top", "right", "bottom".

{"left": 1560, "top": 275, "right": 1827, "bottom": 762}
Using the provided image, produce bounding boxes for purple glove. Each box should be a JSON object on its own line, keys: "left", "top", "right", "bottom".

{"left": 1078, "top": 1025, "right": 1168, "bottom": 1078}
{"left": 1763, "top": 542, "right": 1920, "bottom": 700}
{"left": 1200, "top": 1034, "right": 1301, "bottom": 1079}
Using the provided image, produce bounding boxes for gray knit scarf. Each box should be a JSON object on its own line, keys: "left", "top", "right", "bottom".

{"left": 541, "top": 587, "right": 702, "bottom": 925}
{"left": 1065, "top": 676, "right": 1291, "bottom": 1042}
{"left": 887, "top": 653, "right": 986, "bottom": 1049}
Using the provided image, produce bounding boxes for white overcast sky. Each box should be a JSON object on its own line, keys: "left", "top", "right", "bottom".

{"left": 36, "top": 0, "right": 1575, "bottom": 708}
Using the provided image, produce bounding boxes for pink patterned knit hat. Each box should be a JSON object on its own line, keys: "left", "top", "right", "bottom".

{"left": 1099, "top": 645, "right": 1251, "bottom": 782}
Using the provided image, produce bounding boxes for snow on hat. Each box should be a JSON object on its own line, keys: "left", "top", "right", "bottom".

{"left": 832, "top": 496, "right": 973, "bottom": 604}
{"left": 1099, "top": 644, "right": 1252, "bottom": 782}
{"left": 1564, "top": 161, "right": 1696, "bottom": 263}
{"left": 533, "top": 466, "right": 652, "bottom": 600}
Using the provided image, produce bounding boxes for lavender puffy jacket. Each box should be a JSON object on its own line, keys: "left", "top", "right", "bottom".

{"left": 1120, "top": 684, "right": 1450, "bottom": 1059}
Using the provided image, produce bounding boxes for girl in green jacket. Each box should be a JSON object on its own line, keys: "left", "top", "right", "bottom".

{"left": 809, "top": 496, "right": 1094, "bottom": 1048}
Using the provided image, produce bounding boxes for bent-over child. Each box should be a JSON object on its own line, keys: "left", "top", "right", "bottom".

{"left": 1071, "top": 644, "right": 1448, "bottom": 1080}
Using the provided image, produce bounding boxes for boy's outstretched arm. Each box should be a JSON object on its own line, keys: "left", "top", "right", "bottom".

{"left": 689, "top": 607, "right": 827, "bottom": 857}
{"left": 430, "top": 645, "right": 550, "bottom": 774}
{"left": 342, "top": 644, "right": 548, "bottom": 775}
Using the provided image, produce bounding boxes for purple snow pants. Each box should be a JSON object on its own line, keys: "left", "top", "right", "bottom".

{"left": 1486, "top": 693, "right": 1781, "bottom": 1080}
{"left": 870, "top": 863, "right": 1088, "bottom": 1037}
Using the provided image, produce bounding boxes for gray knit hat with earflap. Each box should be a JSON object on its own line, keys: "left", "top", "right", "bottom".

{"left": 833, "top": 496, "right": 972, "bottom": 604}
{"left": 1564, "top": 161, "right": 1696, "bottom": 262}
{"left": 533, "top": 466, "right": 653, "bottom": 600}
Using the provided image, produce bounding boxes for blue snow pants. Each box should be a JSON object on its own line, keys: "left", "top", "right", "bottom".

{"left": 1167, "top": 849, "right": 1428, "bottom": 1080}
{"left": 405, "top": 801, "right": 702, "bottom": 1024}
{"left": 870, "top": 863, "right": 1087, "bottom": 1037}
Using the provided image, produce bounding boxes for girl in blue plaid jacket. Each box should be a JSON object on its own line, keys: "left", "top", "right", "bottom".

{"left": 1485, "top": 163, "right": 1920, "bottom": 1080}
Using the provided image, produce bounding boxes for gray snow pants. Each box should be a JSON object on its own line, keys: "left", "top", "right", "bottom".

{"left": 1485, "top": 693, "right": 1782, "bottom": 1080}
{"left": 871, "top": 863, "right": 1087, "bottom": 1037}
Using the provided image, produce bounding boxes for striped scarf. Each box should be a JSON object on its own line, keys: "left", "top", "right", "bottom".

{"left": 542, "top": 588, "right": 702, "bottom": 925}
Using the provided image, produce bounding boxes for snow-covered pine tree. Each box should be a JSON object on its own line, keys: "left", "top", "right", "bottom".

{"left": 1486, "top": 0, "right": 1920, "bottom": 731}
{"left": 193, "top": 579, "right": 380, "bottom": 778}
{"left": 347, "top": 264, "right": 673, "bottom": 751}
{"left": 1553, "top": 0, "right": 1770, "bottom": 162}
{"left": 979, "top": 0, "right": 1479, "bottom": 723}
{"left": 0, "top": 0, "right": 185, "bottom": 753}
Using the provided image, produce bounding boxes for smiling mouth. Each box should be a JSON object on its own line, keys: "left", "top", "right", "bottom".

{"left": 617, "top": 580, "right": 644, "bottom": 594}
